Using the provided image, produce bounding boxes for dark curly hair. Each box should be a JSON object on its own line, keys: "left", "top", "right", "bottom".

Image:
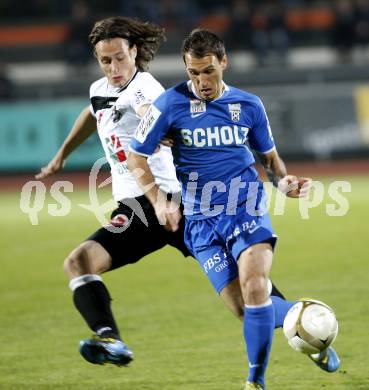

{"left": 89, "top": 16, "right": 166, "bottom": 71}
{"left": 181, "top": 29, "right": 226, "bottom": 62}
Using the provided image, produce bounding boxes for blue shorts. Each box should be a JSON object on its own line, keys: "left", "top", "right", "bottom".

{"left": 184, "top": 196, "right": 277, "bottom": 294}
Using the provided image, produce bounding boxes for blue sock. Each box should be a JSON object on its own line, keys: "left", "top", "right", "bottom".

{"left": 244, "top": 300, "right": 275, "bottom": 387}
{"left": 271, "top": 296, "right": 296, "bottom": 328}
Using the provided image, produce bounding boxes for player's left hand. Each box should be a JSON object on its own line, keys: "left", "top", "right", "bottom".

{"left": 278, "top": 175, "right": 311, "bottom": 198}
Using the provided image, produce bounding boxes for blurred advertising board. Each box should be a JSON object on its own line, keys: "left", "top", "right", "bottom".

{"left": 0, "top": 99, "right": 103, "bottom": 172}
{"left": 0, "top": 84, "right": 368, "bottom": 172}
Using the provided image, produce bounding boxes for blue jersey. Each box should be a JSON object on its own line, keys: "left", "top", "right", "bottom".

{"left": 130, "top": 81, "right": 275, "bottom": 219}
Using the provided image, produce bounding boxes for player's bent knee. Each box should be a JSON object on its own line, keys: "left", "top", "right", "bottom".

{"left": 240, "top": 275, "right": 269, "bottom": 303}
{"left": 63, "top": 240, "right": 111, "bottom": 278}
{"left": 63, "top": 241, "right": 96, "bottom": 276}
{"left": 63, "top": 247, "right": 85, "bottom": 276}
{"left": 240, "top": 274, "right": 265, "bottom": 291}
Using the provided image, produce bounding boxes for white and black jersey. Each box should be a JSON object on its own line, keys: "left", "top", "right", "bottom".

{"left": 89, "top": 70, "right": 180, "bottom": 201}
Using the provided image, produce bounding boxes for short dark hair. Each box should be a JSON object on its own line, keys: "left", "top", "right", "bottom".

{"left": 181, "top": 29, "right": 226, "bottom": 62}
{"left": 89, "top": 16, "right": 166, "bottom": 71}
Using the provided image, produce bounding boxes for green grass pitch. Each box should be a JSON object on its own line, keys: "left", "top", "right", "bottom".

{"left": 0, "top": 176, "right": 368, "bottom": 389}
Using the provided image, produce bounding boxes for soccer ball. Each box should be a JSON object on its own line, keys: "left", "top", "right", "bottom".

{"left": 283, "top": 299, "right": 338, "bottom": 355}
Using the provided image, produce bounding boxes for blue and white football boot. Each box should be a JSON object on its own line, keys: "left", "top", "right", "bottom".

{"left": 79, "top": 335, "right": 133, "bottom": 366}
{"left": 309, "top": 346, "right": 340, "bottom": 373}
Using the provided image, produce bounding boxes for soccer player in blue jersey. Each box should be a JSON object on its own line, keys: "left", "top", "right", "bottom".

{"left": 128, "top": 29, "right": 340, "bottom": 389}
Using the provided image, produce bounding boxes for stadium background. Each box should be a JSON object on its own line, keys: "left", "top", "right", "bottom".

{"left": 1, "top": 1, "right": 368, "bottom": 389}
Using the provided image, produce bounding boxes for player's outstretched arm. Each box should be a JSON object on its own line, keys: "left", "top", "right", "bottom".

{"left": 258, "top": 150, "right": 311, "bottom": 198}
{"left": 35, "top": 106, "right": 97, "bottom": 179}
{"left": 255, "top": 150, "right": 286, "bottom": 187}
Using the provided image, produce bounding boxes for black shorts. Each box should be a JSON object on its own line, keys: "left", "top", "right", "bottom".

{"left": 86, "top": 194, "right": 191, "bottom": 270}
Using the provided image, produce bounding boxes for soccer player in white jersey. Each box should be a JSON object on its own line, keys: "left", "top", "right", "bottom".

{"left": 128, "top": 29, "right": 340, "bottom": 389}
{"left": 35, "top": 16, "right": 190, "bottom": 366}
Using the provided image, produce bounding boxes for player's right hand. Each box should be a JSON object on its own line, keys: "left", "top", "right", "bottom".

{"left": 35, "top": 153, "right": 65, "bottom": 179}
{"left": 278, "top": 175, "right": 311, "bottom": 198}
{"left": 154, "top": 199, "right": 182, "bottom": 232}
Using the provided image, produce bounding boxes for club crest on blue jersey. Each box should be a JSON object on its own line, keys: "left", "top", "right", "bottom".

{"left": 190, "top": 99, "right": 206, "bottom": 118}
{"left": 228, "top": 103, "right": 241, "bottom": 122}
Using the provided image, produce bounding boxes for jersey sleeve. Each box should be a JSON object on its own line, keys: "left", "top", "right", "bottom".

{"left": 130, "top": 74, "right": 165, "bottom": 113}
{"left": 130, "top": 93, "right": 171, "bottom": 156}
{"left": 89, "top": 83, "right": 97, "bottom": 117}
{"left": 247, "top": 98, "right": 275, "bottom": 154}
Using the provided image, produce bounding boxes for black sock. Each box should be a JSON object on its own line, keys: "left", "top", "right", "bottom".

{"left": 270, "top": 282, "right": 286, "bottom": 300}
{"left": 73, "top": 280, "right": 120, "bottom": 339}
